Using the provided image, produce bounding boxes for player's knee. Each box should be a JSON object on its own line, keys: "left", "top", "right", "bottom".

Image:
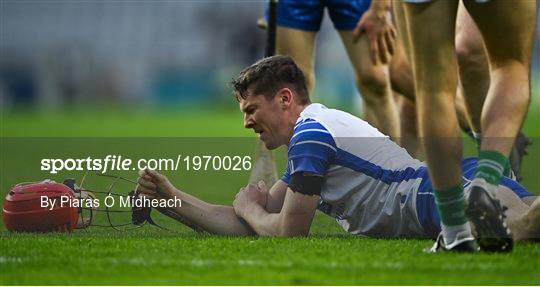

{"left": 389, "top": 61, "right": 413, "bottom": 99}
{"left": 356, "top": 70, "right": 390, "bottom": 104}
{"left": 456, "top": 38, "right": 486, "bottom": 75}
{"left": 389, "top": 61, "right": 402, "bottom": 88}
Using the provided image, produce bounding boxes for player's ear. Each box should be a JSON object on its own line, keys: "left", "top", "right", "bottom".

{"left": 277, "top": 88, "right": 293, "bottom": 109}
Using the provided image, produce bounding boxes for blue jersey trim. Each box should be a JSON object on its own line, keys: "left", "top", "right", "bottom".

{"left": 294, "top": 120, "right": 325, "bottom": 133}
{"left": 334, "top": 148, "right": 427, "bottom": 184}
{"left": 282, "top": 163, "right": 292, "bottom": 184}
{"left": 288, "top": 157, "right": 328, "bottom": 177}
{"left": 295, "top": 118, "right": 316, "bottom": 126}
{"left": 289, "top": 132, "right": 337, "bottom": 151}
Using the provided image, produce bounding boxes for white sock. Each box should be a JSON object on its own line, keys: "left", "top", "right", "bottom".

{"left": 441, "top": 222, "right": 474, "bottom": 248}
{"left": 472, "top": 131, "right": 481, "bottom": 142}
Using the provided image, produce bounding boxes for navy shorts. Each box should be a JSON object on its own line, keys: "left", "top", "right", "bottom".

{"left": 267, "top": 0, "right": 371, "bottom": 31}
{"left": 416, "top": 157, "right": 535, "bottom": 238}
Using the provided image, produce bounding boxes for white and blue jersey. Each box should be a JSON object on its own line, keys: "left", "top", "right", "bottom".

{"left": 281, "top": 103, "right": 533, "bottom": 238}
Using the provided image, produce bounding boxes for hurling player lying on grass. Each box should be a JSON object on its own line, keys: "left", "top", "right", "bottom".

{"left": 136, "top": 56, "right": 539, "bottom": 248}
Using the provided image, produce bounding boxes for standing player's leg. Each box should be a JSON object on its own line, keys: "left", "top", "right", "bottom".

{"left": 276, "top": 27, "right": 318, "bottom": 93}
{"left": 395, "top": 94, "right": 422, "bottom": 158}
{"left": 464, "top": 0, "right": 535, "bottom": 157}
{"left": 249, "top": 2, "right": 319, "bottom": 186}
{"left": 455, "top": 2, "right": 488, "bottom": 141}
{"left": 389, "top": 40, "right": 414, "bottom": 103}
{"left": 460, "top": 0, "right": 535, "bottom": 251}
{"left": 464, "top": 0, "right": 535, "bottom": 184}
{"left": 391, "top": 2, "right": 471, "bottom": 158}
{"left": 403, "top": 0, "right": 475, "bottom": 251}
{"left": 455, "top": 91, "right": 475, "bottom": 137}
{"left": 464, "top": 0, "right": 535, "bottom": 180}
{"left": 340, "top": 31, "right": 400, "bottom": 139}
{"left": 333, "top": 0, "right": 399, "bottom": 139}
{"left": 455, "top": 2, "right": 528, "bottom": 180}
{"left": 390, "top": 1, "right": 414, "bottom": 103}
{"left": 388, "top": 7, "right": 421, "bottom": 156}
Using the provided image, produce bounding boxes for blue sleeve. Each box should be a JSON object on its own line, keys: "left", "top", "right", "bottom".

{"left": 281, "top": 161, "right": 292, "bottom": 184}
{"left": 281, "top": 120, "right": 336, "bottom": 182}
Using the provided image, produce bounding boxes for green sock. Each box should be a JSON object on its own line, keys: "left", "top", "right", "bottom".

{"left": 503, "top": 163, "right": 511, "bottom": 178}
{"left": 434, "top": 184, "right": 467, "bottom": 226}
{"left": 475, "top": 150, "right": 508, "bottom": 185}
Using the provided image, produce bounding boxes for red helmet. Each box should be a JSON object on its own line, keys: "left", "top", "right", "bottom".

{"left": 3, "top": 180, "right": 79, "bottom": 232}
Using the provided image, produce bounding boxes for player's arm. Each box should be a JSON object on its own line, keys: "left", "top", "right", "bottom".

{"left": 166, "top": 191, "right": 256, "bottom": 236}
{"left": 236, "top": 120, "right": 335, "bottom": 236}
{"left": 263, "top": 179, "right": 288, "bottom": 213}
{"left": 137, "top": 168, "right": 255, "bottom": 236}
{"left": 233, "top": 173, "right": 321, "bottom": 237}
{"left": 169, "top": 178, "right": 290, "bottom": 234}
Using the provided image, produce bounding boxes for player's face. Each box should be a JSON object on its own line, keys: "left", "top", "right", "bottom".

{"left": 240, "top": 93, "right": 288, "bottom": 150}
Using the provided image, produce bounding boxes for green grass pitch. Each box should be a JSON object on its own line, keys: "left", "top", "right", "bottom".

{"left": 1, "top": 104, "right": 539, "bottom": 285}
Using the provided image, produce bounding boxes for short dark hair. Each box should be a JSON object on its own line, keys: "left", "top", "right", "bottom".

{"left": 230, "top": 55, "right": 310, "bottom": 105}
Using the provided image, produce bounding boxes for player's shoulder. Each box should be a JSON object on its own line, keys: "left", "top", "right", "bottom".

{"left": 288, "top": 105, "right": 338, "bottom": 156}
{"left": 297, "top": 103, "right": 385, "bottom": 138}
{"left": 293, "top": 104, "right": 334, "bottom": 141}
{"left": 291, "top": 118, "right": 336, "bottom": 152}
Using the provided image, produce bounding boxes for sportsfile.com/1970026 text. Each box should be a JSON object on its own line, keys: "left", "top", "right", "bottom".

{"left": 40, "top": 155, "right": 252, "bottom": 174}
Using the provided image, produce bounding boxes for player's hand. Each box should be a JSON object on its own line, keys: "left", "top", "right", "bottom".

{"left": 254, "top": 180, "right": 269, "bottom": 207}
{"left": 136, "top": 168, "right": 177, "bottom": 199}
{"left": 233, "top": 181, "right": 267, "bottom": 218}
{"left": 353, "top": 8, "right": 396, "bottom": 65}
